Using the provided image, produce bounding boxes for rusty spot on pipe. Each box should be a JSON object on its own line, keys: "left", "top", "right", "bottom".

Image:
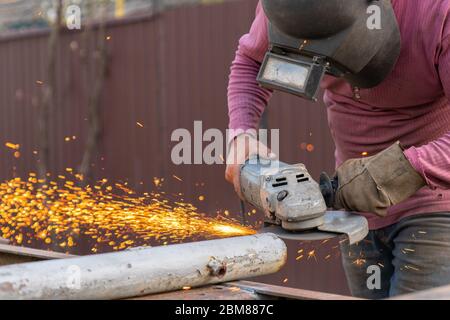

{"left": 207, "top": 256, "right": 227, "bottom": 278}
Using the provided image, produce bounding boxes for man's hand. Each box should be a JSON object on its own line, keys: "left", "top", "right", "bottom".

{"left": 332, "top": 142, "right": 426, "bottom": 216}
{"left": 225, "top": 134, "right": 276, "bottom": 199}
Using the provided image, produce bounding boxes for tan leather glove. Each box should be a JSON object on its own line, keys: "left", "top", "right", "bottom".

{"left": 333, "top": 142, "right": 426, "bottom": 216}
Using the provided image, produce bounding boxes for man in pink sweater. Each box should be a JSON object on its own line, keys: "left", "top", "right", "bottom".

{"left": 226, "top": 0, "right": 450, "bottom": 298}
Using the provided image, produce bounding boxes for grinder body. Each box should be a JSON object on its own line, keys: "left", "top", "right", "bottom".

{"left": 240, "top": 158, "right": 327, "bottom": 231}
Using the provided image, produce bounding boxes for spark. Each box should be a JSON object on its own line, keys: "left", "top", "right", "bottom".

{"left": 14, "top": 151, "right": 20, "bottom": 159}
{"left": 182, "top": 286, "right": 191, "bottom": 290}
{"left": 36, "top": 80, "right": 44, "bottom": 85}
{"left": 300, "top": 143, "right": 315, "bottom": 152}
{"left": 361, "top": 151, "right": 369, "bottom": 157}
{"left": 404, "top": 265, "right": 420, "bottom": 271}
{"left": 378, "top": 263, "right": 385, "bottom": 268}
{"left": 153, "top": 177, "right": 162, "bottom": 187}
{"left": 211, "top": 224, "right": 250, "bottom": 236}
{"left": 172, "top": 175, "right": 183, "bottom": 182}
{"left": 0, "top": 175, "right": 255, "bottom": 255}
{"left": 296, "top": 255, "right": 304, "bottom": 261}
{"left": 198, "top": 195, "right": 205, "bottom": 201}
{"left": 307, "top": 250, "right": 317, "bottom": 261}
{"left": 324, "top": 254, "right": 331, "bottom": 260}
{"left": 283, "top": 278, "right": 288, "bottom": 284}
{"left": 306, "top": 144, "right": 315, "bottom": 152}
{"left": 352, "top": 259, "right": 366, "bottom": 267}
{"left": 5, "top": 142, "right": 20, "bottom": 150}
{"left": 106, "top": 36, "right": 112, "bottom": 41}
{"left": 136, "top": 122, "right": 144, "bottom": 128}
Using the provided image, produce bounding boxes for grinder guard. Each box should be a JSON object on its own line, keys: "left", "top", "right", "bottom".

{"left": 257, "top": 0, "right": 401, "bottom": 100}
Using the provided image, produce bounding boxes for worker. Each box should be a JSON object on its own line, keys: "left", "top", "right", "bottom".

{"left": 225, "top": 0, "right": 450, "bottom": 298}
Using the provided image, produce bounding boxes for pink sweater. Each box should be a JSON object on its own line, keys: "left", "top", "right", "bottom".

{"left": 228, "top": 0, "right": 450, "bottom": 230}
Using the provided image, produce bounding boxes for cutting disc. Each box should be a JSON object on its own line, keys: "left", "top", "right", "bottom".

{"left": 260, "top": 211, "right": 369, "bottom": 245}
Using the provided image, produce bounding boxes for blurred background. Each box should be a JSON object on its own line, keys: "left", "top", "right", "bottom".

{"left": 0, "top": 0, "right": 348, "bottom": 294}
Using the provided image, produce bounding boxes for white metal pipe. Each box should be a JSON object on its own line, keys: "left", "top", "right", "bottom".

{"left": 0, "top": 233, "right": 286, "bottom": 300}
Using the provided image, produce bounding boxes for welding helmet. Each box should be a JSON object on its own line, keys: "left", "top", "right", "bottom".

{"left": 257, "top": 0, "right": 401, "bottom": 100}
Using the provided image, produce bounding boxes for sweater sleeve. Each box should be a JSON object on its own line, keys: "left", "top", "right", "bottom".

{"left": 227, "top": 1, "right": 272, "bottom": 141}
{"left": 404, "top": 34, "right": 450, "bottom": 189}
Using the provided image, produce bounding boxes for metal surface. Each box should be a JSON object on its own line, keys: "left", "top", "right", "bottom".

{"left": 134, "top": 281, "right": 360, "bottom": 300}
{"left": 0, "top": 238, "right": 75, "bottom": 266}
{"left": 261, "top": 211, "right": 368, "bottom": 245}
{"left": 0, "top": 0, "right": 347, "bottom": 295}
{"left": 390, "top": 284, "right": 450, "bottom": 300}
{"left": 0, "top": 243, "right": 75, "bottom": 261}
{"left": 232, "top": 281, "right": 361, "bottom": 300}
{"left": 0, "top": 233, "right": 287, "bottom": 300}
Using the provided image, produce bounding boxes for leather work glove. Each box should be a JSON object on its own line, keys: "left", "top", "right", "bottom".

{"left": 332, "top": 142, "right": 426, "bottom": 217}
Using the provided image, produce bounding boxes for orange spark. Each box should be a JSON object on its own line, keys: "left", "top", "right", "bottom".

{"left": 5, "top": 142, "right": 20, "bottom": 150}
{"left": 136, "top": 122, "right": 144, "bottom": 128}
{"left": 153, "top": 177, "right": 162, "bottom": 187}
{"left": 352, "top": 259, "right": 366, "bottom": 267}
{"left": 172, "top": 175, "right": 183, "bottom": 182}
{"left": 0, "top": 175, "right": 255, "bottom": 255}
{"left": 307, "top": 250, "right": 317, "bottom": 261}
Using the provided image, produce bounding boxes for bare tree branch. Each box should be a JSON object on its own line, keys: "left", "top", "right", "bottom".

{"left": 38, "top": 0, "right": 63, "bottom": 180}
{"left": 79, "top": 2, "right": 109, "bottom": 182}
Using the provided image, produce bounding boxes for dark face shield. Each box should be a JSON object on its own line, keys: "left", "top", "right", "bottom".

{"left": 257, "top": 0, "right": 401, "bottom": 101}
